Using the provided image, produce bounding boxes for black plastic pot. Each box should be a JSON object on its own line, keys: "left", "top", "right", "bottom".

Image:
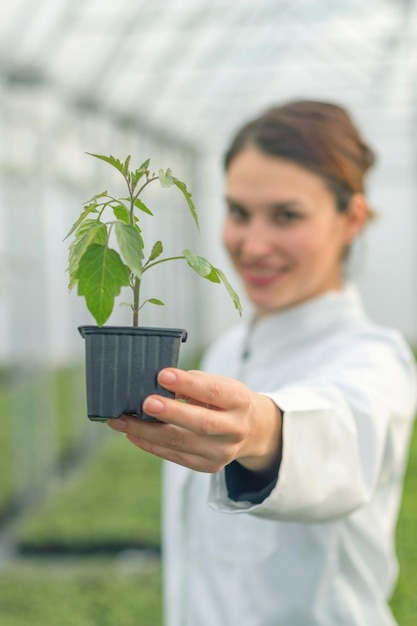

{"left": 79, "top": 326, "right": 188, "bottom": 422}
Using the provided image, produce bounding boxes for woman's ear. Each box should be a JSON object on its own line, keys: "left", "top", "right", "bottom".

{"left": 344, "top": 193, "right": 370, "bottom": 244}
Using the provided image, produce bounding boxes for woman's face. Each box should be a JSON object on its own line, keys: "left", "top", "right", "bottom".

{"left": 223, "top": 147, "right": 362, "bottom": 317}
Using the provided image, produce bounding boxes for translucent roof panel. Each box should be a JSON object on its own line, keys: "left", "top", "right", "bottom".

{"left": 1, "top": 0, "right": 416, "bottom": 148}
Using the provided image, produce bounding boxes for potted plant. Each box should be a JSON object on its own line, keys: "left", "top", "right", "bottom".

{"left": 66, "top": 153, "right": 242, "bottom": 422}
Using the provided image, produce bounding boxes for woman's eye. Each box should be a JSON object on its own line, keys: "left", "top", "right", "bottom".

{"left": 228, "top": 205, "right": 248, "bottom": 221}
{"left": 273, "top": 210, "right": 301, "bottom": 225}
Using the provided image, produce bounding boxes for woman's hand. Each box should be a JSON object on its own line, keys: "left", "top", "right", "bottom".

{"left": 107, "top": 368, "right": 282, "bottom": 476}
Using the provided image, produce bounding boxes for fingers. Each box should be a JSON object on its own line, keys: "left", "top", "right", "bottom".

{"left": 107, "top": 414, "right": 238, "bottom": 473}
{"left": 125, "top": 432, "right": 228, "bottom": 473}
{"left": 142, "top": 392, "right": 234, "bottom": 436}
{"left": 156, "top": 368, "right": 244, "bottom": 411}
{"left": 137, "top": 367, "right": 249, "bottom": 435}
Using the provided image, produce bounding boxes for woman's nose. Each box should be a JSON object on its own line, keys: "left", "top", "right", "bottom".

{"left": 241, "top": 221, "right": 274, "bottom": 257}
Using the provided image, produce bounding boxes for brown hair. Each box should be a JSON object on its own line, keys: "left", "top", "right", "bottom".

{"left": 224, "top": 100, "right": 376, "bottom": 215}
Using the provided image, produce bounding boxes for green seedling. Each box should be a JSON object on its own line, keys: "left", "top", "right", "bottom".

{"left": 65, "top": 153, "right": 242, "bottom": 326}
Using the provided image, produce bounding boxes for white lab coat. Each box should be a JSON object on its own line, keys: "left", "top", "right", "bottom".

{"left": 163, "top": 286, "right": 417, "bottom": 626}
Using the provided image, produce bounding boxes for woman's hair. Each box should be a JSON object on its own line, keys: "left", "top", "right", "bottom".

{"left": 224, "top": 100, "right": 376, "bottom": 215}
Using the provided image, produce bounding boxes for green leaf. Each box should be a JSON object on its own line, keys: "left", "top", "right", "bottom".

{"left": 84, "top": 190, "right": 109, "bottom": 205}
{"left": 133, "top": 197, "right": 153, "bottom": 216}
{"left": 64, "top": 203, "right": 99, "bottom": 240}
{"left": 146, "top": 241, "right": 163, "bottom": 264}
{"left": 112, "top": 204, "right": 131, "bottom": 224}
{"left": 86, "top": 153, "right": 126, "bottom": 175}
{"left": 76, "top": 243, "right": 130, "bottom": 326}
{"left": 158, "top": 168, "right": 174, "bottom": 188}
{"left": 114, "top": 223, "right": 144, "bottom": 278}
{"left": 183, "top": 249, "right": 215, "bottom": 278}
{"left": 123, "top": 155, "right": 131, "bottom": 175}
{"left": 183, "top": 250, "right": 242, "bottom": 316}
{"left": 73, "top": 218, "right": 104, "bottom": 237}
{"left": 139, "top": 298, "right": 165, "bottom": 312}
{"left": 68, "top": 222, "right": 107, "bottom": 289}
{"left": 131, "top": 158, "right": 151, "bottom": 188}
{"left": 215, "top": 268, "right": 243, "bottom": 316}
{"left": 173, "top": 177, "right": 199, "bottom": 231}
{"left": 200, "top": 265, "right": 222, "bottom": 283}
{"left": 139, "top": 158, "right": 150, "bottom": 170}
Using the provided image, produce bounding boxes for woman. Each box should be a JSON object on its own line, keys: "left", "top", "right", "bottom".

{"left": 108, "top": 101, "right": 417, "bottom": 626}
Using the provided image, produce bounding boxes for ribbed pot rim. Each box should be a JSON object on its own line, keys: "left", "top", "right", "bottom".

{"left": 78, "top": 325, "right": 188, "bottom": 341}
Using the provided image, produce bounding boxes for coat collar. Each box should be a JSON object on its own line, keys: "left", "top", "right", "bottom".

{"left": 242, "top": 284, "right": 366, "bottom": 356}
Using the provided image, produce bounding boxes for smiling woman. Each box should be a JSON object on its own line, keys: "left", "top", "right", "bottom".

{"left": 108, "top": 100, "right": 417, "bottom": 626}
{"left": 222, "top": 101, "right": 375, "bottom": 319}
{"left": 223, "top": 149, "right": 368, "bottom": 317}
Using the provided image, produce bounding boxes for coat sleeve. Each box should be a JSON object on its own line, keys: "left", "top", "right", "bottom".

{"left": 208, "top": 331, "right": 417, "bottom": 523}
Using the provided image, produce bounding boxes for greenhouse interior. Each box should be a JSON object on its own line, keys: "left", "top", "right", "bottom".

{"left": 0, "top": 1, "right": 416, "bottom": 624}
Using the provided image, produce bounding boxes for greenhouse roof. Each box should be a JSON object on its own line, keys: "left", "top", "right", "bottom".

{"left": 1, "top": 0, "right": 416, "bottom": 149}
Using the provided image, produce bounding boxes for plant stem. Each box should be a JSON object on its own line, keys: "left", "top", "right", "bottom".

{"left": 129, "top": 174, "right": 138, "bottom": 324}
{"left": 129, "top": 194, "right": 135, "bottom": 226}
{"left": 142, "top": 255, "right": 185, "bottom": 273}
{"left": 128, "top": 174, "right": 161, "bottom": 324}
{"left": 134, "top": 176, "right": 159, "bottom": 201}
{"left": 133, "top": 276, "right": 141, "bottom": 326}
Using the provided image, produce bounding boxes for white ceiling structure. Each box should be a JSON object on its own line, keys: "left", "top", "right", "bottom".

{"left": 0, "top": 0, "right": 416, "bottom": 360}
{"left": 1, "top": 0, "right": 416, "bottom": 149}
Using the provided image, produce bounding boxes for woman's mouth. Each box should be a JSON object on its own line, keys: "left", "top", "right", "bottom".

{"left": 240, "top": 266, "right": 287, "bottom": 287}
